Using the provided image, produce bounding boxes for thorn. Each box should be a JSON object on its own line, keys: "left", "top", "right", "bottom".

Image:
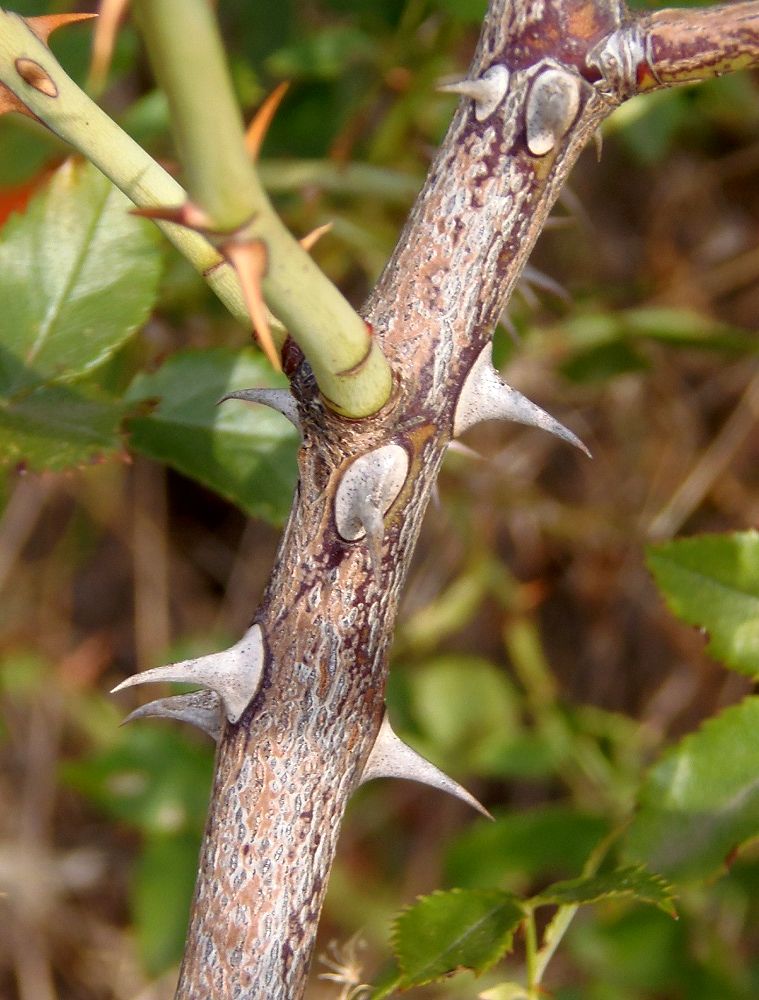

{"left": 453, "top": 345, "right": 591, "bottom": 456}
{"left": 446, "top": 440, "right": 482, "bottom": 461}
{"left": 130, "top": 201, "right": 212, "bottom": 230}
{"left": 88, "top": 0, "right": 130, "bottom": 92}
{"left": 356, "top": 495, "right": 384, "bottom": 581}
{"left": 334, "top": 445, "right": 409, "bottom": 572}
{"left": 299, "top": 222, "right": 333, "bottom": 252}
{"left": 122, "top": 690, "right": 222, "bottom": 741}
{"left": 111, "top": 624, "right": 265, "bottom": 724}
{"left": 217, "top": 387, "right": 301, "bottom": 432}
{"left": 522, "top": 264, "right": 571, "bottom": 303}
{"left": 26, "top": 12, "right": 98, "bottom": 45}
{"left": 437, "top": 64, "right": 510, "bottom": 122}
{"left": 593, "top": 127, "right": 603, "bottom": 162}
{"left": 360, "top": 714, "right": 491, "bottom": 818}
{"left": 245, "top": 81, "right": 290, "bottom": 160}
{"left": 525, "top": 67, "right": 581, "bottom": 157}
{"left": 500, "top": 310, "right": 521, "bottom": 344}
{"left": 225, "top": 241, "right": 282, "bottom": 372}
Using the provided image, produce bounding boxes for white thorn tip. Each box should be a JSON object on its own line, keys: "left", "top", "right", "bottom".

{"left": 122, "top": 691, "right": 223, "bottom": 741}
{"left": 218, "top": 387, "right": 301, "bottom": 432}
{"left": 437, "top": 64, "right": 510, "bottom": 122}
{"left": 111, "top": 624, "right": 265, "bottom": 723}
{"left": 453, "top": 345, "right": 590, "bottom": 456}
{"left": 360, "top": 715, "right": 491, "bottom": 818}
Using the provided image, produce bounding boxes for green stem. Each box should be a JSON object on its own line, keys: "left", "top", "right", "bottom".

{"left": 532, "top": 825, "right": 624, "bottom": 985}
{"left": 133, "top": 0, "right": 392, "bottom": 415}
{"left": 523, "top": 906, "right": 539, "bottom": 999}
{"left": 132, "top": 0, "right": 256, "bottom": 229}
{"left": 0, "top": 9, "right": 393, "bottom": 417}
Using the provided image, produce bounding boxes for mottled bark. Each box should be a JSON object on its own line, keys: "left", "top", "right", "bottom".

{"left": 174, "top": 1, "right": 759, "bottom": 997}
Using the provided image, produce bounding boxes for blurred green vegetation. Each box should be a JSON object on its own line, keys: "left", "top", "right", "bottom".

{"left": 0, "top": 1, "right": 758, "bottom": 999}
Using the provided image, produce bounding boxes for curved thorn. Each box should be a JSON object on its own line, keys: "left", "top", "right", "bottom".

{"left": 437, "top": 65, "right": 510, "bottom": 122}
{"left": 27, "top": 12, "right": 98, "bottom": 44}
{"left": 453, "top": 345, "right": 591, "bottom": 456}
{"left": 446, "top": 440, "right": 483, "bottom": 461}
{"left": 122, "top": 690, "right": 222, "bottom": 742}
{"left": 111, "top": 624, "right": 265, "bottom": 723}
{"left": 360, "top": 715, "right": 491, "bottom": 819}
{"left": 245, "top": 81, "right": 290, "bottom": 161}
{"left": 225, "top": 241, "right": 282, "bottom": 372}
{"left": 300, "top": 222, "right": 333, "bottom": 252}
{"left": 218, "top": 387, "right": 301, "bottom": 432}
{"left": 522, "top": 265, "right": 571, "bottom": 304}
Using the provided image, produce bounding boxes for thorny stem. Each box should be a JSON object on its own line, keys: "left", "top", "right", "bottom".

{"left": 132, "top": 0, "right": 393, "bottom": 415}
{"left": 3, "top": 0, "right": 759, "bottom": 997}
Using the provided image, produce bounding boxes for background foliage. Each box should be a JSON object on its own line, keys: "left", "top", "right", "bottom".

{"left": 0, "top": 0, "right": 758, "bottom": 998}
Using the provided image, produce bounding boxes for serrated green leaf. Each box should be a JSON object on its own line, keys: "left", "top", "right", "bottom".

{"left": 624, "top": 696, "right": 759, "bottom": 881}
{"left": 125, "top": 347, "right": 298, "bottom": 523}
{"left": 0, "top": 159, "right": 161, "bottom": 397}
{"left": 647, "top": 531, "right": 759, "bottom": 677}
{"left": 530, "top": 864, "right": 676, "bottom": 917}
{"left": 392, "top": 888, "right": 524, "bottom": 988}
{"left": 0, "top": 380, "right": 124, "bottom": 471}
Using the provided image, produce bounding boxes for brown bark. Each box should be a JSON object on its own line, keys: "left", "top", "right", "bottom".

{"left": 174, "top": 1, "right": 759, "bottom": 997}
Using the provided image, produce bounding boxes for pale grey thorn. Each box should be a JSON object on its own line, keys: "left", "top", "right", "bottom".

{"left": 525, "top": 67, "right": 582, "bottom": 157}
{"left": 453, "top": 345, "right": 590, "bottom": 456}
{"left": 111, "top": 623, "right": 265, "bottom": 724}
{"left": 437, "top": 64, "right": 510, "bottom": 122}
{"left": 122, "top": 690, "right": 223, "bottom": 742}
{"left": 218, "top": 387, "right": 301, "bottom": 433}
{"left": 522, "top": 265, "right": 571, "bottom": 304}
{"left": 334, "top": 444, "right": 409, "bottom": 574}
{"left": 360, "top": 714, "right": 491, "bottom": 818}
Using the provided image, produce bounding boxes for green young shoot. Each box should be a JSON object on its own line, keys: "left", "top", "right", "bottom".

{"left": 132, "top": 0, "right": 392, "bottom": 415}
{"left": 0, "top": 8, "right": 393, "bottom": 416}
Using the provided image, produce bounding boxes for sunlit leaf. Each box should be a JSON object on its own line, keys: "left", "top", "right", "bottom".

{"left": 531, "top": 864, "right": 677, "bottom": 917}
{"left": 391, "top": 888, "right": 524, "bottom": 988}
{"left": 624, "top": 697, "right": 759, "bottom": 880}
{"left": 0, "top": 158, "right": 161, "bottom": 397}
{"left": 647, "top": 531, "right": 759, "bottom": 677}
{"left": 125, "top": 347, "right": 298, "bottom": 524}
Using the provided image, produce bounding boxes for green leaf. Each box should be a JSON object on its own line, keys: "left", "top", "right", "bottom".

{"left": 0, "top": 158, "right": 161, "bottom": 397}
{"left": 125, "top": 347, "right": 298, "bottom": 523}
{"left": 624, "top": 696, "right": 759, "bottom": 881}
{"left": 133, "top": 832, "right": 201, "bottom": 975}
{"left": 0, "top": 380, "right": 124, "bottom": 471}
{"left": 392, "top": 888, "right": 524, "bottom": 988}
{"left": 531, "top": 865, "right": 676, "bottom": 917}
{"left": 647, "top": 531, "right": 759, "bottom": 677}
